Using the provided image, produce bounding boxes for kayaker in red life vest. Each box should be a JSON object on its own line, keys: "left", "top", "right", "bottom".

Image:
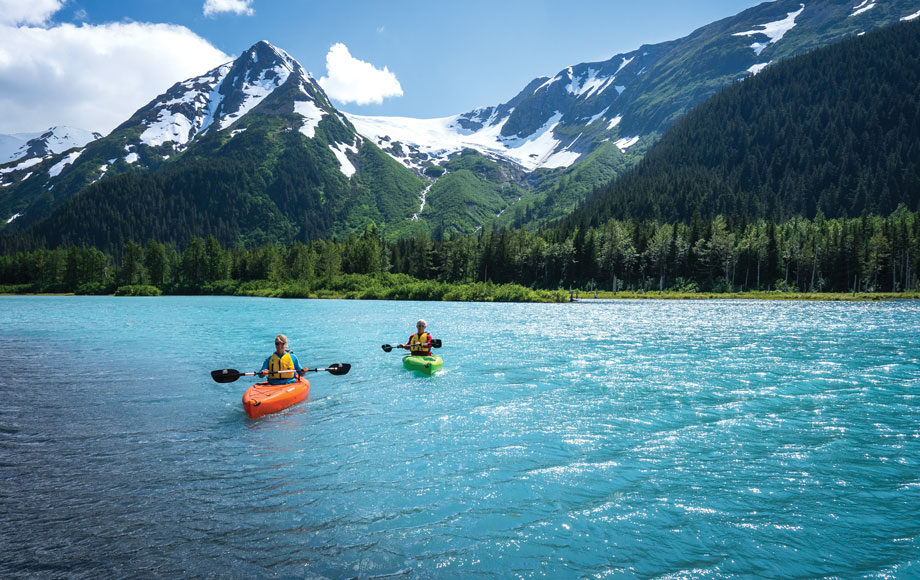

{"left": 400, "top": 319, "right": 434, "bottom": 356}
{"left": 258, "top": 334, "right": 305, "bottom": 385}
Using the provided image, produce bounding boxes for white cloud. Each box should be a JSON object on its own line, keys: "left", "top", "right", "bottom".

{"left": 0, "top": 19, "right": 231, "bottom": 134}
{"left": 0, "top": 0, "right": 63, "bottom": 26}
{"left": 318, "top": 43, "right": 403, "bottom": 106}
{"left": 203, "top": 0, "right": 254, "bottom": 17}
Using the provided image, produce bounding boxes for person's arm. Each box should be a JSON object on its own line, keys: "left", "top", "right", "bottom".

{"left": 258, "top": 356, "right": 270, "bottom": 376}
{"left": 291, "top": 353, "right": 307, "bottom": 374}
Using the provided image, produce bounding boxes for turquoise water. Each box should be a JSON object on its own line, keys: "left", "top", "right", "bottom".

{"left": 1, "top": 296, "right": 919, "bottom": 579}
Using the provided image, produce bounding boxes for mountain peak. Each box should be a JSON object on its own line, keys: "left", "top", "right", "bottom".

{"left": 127, "top": 40, "right": 320, "bottom": 152}
{"left": 1, "top": 125, "right": 100, "bottom": 164}
{"left": 242, "top": 40, "right": 309, "bottom": 79}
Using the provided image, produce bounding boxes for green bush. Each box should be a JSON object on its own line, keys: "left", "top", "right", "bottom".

{"left": 75, "top": 282, "right": 108, "bottom": 295}
{"left": 114, "top": 285, "right": 162, "bottom": 296}
{"left": 0, "top": 283, "right": 33, "bottom": 294}
{"left": 201, "top": 280, "right": 240, "bottom": 295}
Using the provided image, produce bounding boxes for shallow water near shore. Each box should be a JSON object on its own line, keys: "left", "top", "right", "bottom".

{"left": 1, "top": 296, "right": 919, "bottom": 578}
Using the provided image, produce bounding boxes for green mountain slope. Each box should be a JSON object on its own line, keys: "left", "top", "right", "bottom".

{"left": 568, "top": 18, "right": 920, "bottom": 228}
{"left": 29, "top": 116, "right": 424, "bottom": 252}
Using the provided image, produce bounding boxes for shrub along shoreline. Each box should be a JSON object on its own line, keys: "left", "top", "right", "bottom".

{"left": 2, "top": 274, "right": 918, "bottom": 302}
{"left": 0, "top": 274, "right": 570, "bottom": 303}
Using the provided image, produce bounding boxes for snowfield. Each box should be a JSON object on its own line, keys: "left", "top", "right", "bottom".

{"left": 346, "top": 109, "right": 597, "bottom": 172}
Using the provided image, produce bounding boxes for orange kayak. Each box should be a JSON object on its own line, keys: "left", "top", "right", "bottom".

{"left": 242, "top": 376, "right": 310, "bottom": 419}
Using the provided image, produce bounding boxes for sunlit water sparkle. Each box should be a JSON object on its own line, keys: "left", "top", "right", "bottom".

{"left": 1, "top": 296, "right": 918, "bottom": 578}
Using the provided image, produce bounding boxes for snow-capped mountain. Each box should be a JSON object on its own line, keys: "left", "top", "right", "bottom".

{"left": 0, "top": 133, "right": 39, "bottom": 163}
{"left": 1, "top": 127, "right": 101, "bottom": 219}
{"left": 116, "top": 40, "right": 355, "bottom": 169}
{"left": 2, "top": 41, "right": 391, "bottom": 234}
{"left": 349, "top": 0, "right": 919, "bottom": 177}
{"left": 0, "top": 126, "right": 100, "bottom": 165}
{"left": 347, "top": 46, "right": 661, "bottom": 174}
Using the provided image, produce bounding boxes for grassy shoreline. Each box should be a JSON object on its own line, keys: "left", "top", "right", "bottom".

{"left": 570, "top": 290, "right": 920, "bottom": 302}
{"left": 3, "top": 281, "right": 919, "bottom": 303}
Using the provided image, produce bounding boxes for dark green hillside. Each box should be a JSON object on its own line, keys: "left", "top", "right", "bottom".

{"left": 512, "top": 141, "right": 637, "bottom": 228}
{"left": 9, "top": 118, "right": 424, "bottom": 253}
{"left": 0, "top": 126, "right": 164, "bottom": 232}
{"left": 572, "top": 19, "right": 920, "bottom": 228}
{"left": 418, "top": 150, "right": 527, "bottom": 237}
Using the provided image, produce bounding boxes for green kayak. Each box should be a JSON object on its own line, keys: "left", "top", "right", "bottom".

{"left": 402, "top": 355, "right": 443, "bottom": 375}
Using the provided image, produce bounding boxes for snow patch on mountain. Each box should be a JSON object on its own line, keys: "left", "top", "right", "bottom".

{"left": 48, "top": 150, "right": 83, "bottom": 177}
{"left": 542, "top": 148, "right": 583, "bottom": 168}
{"left": 1, "top": 157, "right": 42, "bottom": 175}
{"left": 35, "top": 127, "right": 99, "bottom": 155}
{"left": 218, "top": 61, "right": 292, "bottom": 130}
{"left": 91, "top": 161, "right": 115, "bottom": 184}
{"left": 348, "top": 110, "right": 581, "bottom": 172}
{"left": 294, "top": 98, "right": 325, "bottom": 138}
{"left": 733, "top": 4, "right": 804, "bottom": 55}
{"left": 141, "top": 109, "right": 198, "bottom": 148}
{"left": 329, "top": 141, "right": 358, "bottom": 178}
{"left": 140, "top": 64, "right": 232, "bottom": 148}
{"left": 588, "top": 107, "right": 611, "bottom": 125}
{"left": 535, "top": 75, "right": 561, "bottom": 94}
{"left": 851, "top": 1, "right": 876, "bottom": 17}
{"left": 568, "top": 68, "right": 612, "bottom": 98}
{"left": 1, "top": 127, "right": 99, "bottom": 164}
{"left": 614, "top": 136, "right": 640, "bottom": 152}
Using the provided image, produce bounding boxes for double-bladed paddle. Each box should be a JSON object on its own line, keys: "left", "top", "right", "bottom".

{"left": 381, "top": 339, "right": 442, "bottom": 353}
{"left": 210, "top": 363, "right": 351, "bottom": 383}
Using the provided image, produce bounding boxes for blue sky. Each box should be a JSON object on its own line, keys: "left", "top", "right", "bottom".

{"left": 0, "top": 0, "right": 765, "bottom": 134}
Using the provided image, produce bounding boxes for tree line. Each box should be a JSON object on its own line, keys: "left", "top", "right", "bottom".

{"left": 2, "top": 209, "right": 917, "bottom": 295}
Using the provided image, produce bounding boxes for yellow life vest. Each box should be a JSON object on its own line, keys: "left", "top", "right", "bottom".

{"left": 268, "top": 352, "right": 296, "bottom": 382}
{"left": 409, "top": 332, "right": 431, "bottom": 356}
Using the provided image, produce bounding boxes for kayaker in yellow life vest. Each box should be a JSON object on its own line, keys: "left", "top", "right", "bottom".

{"left": 258, "top": 334, "right": 305, "bottom": 385}
{"left": 400, "top": 319, "right": 435, "bottom": 357}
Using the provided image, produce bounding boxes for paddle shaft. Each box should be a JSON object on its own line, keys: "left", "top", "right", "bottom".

{"left": 381, "top": 339, "right": 441, "bottom": 352}
{"left": 211, "top": 363, "right": 350, "bottom": 383}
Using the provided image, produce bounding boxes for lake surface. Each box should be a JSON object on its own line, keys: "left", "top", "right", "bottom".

{"left": 1, "top": 296, "right": 919, "bottom": 579}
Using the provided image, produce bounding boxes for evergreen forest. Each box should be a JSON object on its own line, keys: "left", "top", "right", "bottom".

{"left": 2, "top": 209, "right": 918, "bottom": 299}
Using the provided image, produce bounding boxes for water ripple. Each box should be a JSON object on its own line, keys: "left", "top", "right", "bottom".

{"left": 1, "top": 297, "right": 919, "bottom": 578}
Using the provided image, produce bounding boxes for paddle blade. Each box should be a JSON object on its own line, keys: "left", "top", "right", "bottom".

{"left": 381, "top": 344, "right": 393, "bottom": 352}
{"left": 431, "top": 339, "right": 442, "bottom": 348}
{"left": 326, "top": 363, "right": 351, "bottom": 376}
{"left": 211, "top": 368, "right": 242, "bottom": 383}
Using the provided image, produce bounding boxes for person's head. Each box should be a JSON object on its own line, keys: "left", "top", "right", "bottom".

{"left": 274, "top": 334, "right": 288, "bottom": 354}
{"left": 416, "top": 319, "right": 427, "bottom": 333}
